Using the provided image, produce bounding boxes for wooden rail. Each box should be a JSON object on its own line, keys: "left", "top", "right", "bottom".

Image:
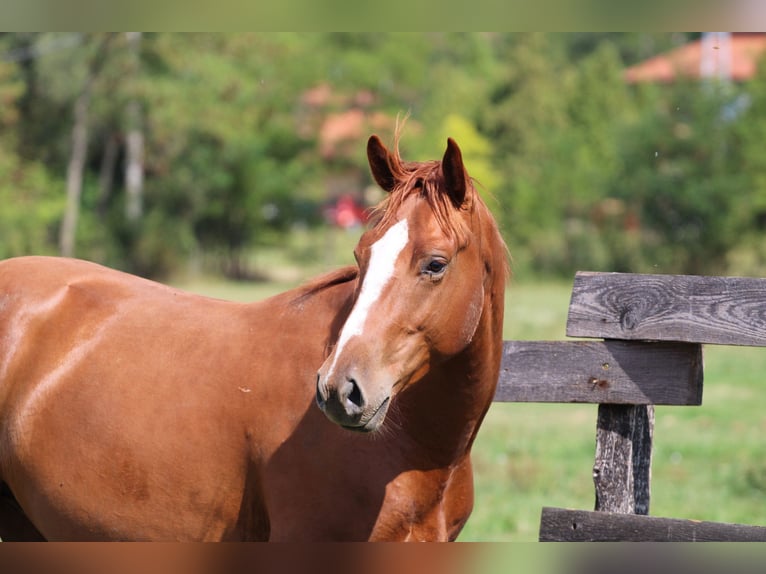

{"left": 567, "top": 272, "right": 766, "bottom": 346}
{"left": 539, "top": 507, "right": 766, "bottom": 542}
{"left": 492, "top": 271, "right": 766, "bottom": 542}
{"left": 495, "top": 340, "right": 702, "bottom": 405}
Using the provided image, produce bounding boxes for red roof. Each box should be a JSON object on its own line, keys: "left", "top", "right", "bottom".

{"left": 625, "top": 33, "right": 766, "bottom": 84}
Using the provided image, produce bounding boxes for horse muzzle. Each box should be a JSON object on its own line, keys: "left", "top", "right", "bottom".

{"left": 315, "top": 371, "right": 392, "bottom": 433}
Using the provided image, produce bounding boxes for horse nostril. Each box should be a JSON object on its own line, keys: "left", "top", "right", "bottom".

{"left": 341, "top": 377, "right": 364, "bottom": 412}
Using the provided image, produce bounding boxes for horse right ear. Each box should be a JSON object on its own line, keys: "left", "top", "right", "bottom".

{"left": 367, "top": 135, "right": 397, "bottom": 193}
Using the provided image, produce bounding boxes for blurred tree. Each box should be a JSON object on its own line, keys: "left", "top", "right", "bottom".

{"left": 556, "top": 41, "right": 637, "bottom": 273}
{"left": 135, "top": 33, "right": 319, "bottom": 277}
{"left": 610, "top": 79, "right": 747, "bottom": 274}
{"left": 59, "top": 33, "right": 116, "bottom": 258}
{"left": 0, "top": 46, "right": 62, "bottom": 258}
{"left": 1, "top": 32, "right": 762, "bottom": 279}
{"left": 563, "top": 33, "right": 693, "bottom": 65}
{"left": 721, "top": 57, "right": 766, "bottom": 276}
{"left": 479, "top": 34, "right": 597, "bottom": 275}
{"left": 123, "top": 32, "right": 145, "bottom": 225}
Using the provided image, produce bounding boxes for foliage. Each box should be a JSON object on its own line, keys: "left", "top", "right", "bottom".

{"left": 606, "top": 80, "right": 748, "bottom": 274}
{"left": 2, "top": 33, "right": 766, "bottom": 279}
{"left": 0, "top": 55, "right": 63, "bottom": 259}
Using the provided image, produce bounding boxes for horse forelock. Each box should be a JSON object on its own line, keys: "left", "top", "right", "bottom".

{"left": 369, "top": 160, "right": 474, "bottom": 247}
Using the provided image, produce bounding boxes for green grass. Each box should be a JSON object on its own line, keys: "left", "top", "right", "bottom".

{"left": 650, "top": 345, "right": 766, "bottom": 527}
{"left": 174, "top": 273, "right": 766, "bottom": 542}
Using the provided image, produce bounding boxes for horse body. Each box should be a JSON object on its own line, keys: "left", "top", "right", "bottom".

{"left": 0, "top": 134, "right": 508, "bottom": 541}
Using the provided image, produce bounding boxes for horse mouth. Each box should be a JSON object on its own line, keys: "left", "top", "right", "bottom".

{"left": 341, "top": 397, "right": 390, "bottom": 433}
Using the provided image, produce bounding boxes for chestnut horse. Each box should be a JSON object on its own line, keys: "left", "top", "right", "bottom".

{"left": 0, "top": 134, "right": 508, "bottom": 541}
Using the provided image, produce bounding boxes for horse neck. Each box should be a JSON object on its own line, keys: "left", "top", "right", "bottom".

{"left": 246, "top": 267, "right": 358, "bottom": 392}
{"left": 395, "top": 231, "right": 506, "bottom": 465}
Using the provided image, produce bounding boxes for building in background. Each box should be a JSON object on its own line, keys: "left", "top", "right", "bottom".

{"left": 624, "top": 32, "right": 766, "bottom": 84}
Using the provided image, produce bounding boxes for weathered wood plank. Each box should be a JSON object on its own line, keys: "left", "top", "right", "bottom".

{"left": 495, "top": 340, "right": 703, "bottom": 405}
{"left": 593, "top": 404, "right": 654, "bottom": 515}
{"left": 567, "top": 271, "right": 766, "bottom": 346}
{"left": 539, "top": 507, "right": 766, "bottom": 541}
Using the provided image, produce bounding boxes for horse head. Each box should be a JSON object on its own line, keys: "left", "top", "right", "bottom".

{"left": 316, "top": 134, "right": 507, "bottom": 434}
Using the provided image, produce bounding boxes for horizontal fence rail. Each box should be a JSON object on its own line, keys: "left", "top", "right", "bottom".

{"left": 539, "top": 507, "right": 766, "bottom": 542}
{"left": 567, "top": 272, "right": 766, "bottom": 346}
{"left": 495, "top": 340, "right": 703, "bottom": 405}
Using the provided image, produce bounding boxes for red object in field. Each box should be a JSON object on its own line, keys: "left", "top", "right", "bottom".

{"left": 325, "top": 194, "right": 369, "bottom": 229}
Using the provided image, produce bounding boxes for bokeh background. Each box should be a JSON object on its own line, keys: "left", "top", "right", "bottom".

{"left": 3, "top": 33, "right": 766, "bottom": 282}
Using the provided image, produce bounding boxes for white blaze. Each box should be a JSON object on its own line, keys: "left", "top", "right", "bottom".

{"left": 327, "top": 218, "right": 409, "bottom": 376}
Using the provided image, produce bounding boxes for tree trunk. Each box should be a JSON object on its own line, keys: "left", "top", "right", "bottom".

{"left": 59, "top": 34, "right": 115, "bottom": 258}
{"left": 97, "top": 131, "right": 119, "bottom": 219}
{"left": 59, "top": 88, "right": 90, "bottom": 257}
{"left": 124, "top": 31, "right": 144, "bottom": 224}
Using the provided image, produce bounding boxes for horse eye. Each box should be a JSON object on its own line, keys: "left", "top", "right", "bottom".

{"left": 424, "top": 259, "right": 447, "bottom": 275}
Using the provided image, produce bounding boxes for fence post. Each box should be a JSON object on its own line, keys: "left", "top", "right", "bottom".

{"left": 593, "top": 404, "right": 654, "bottom": 514}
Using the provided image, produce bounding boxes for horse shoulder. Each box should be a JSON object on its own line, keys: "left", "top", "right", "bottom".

{"left": 0, "top": 259, "right": 269, "bottom": 540}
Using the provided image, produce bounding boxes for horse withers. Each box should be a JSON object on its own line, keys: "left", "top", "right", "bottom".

{"left": 0, "top": 134, "right": 508, "bottom": 541}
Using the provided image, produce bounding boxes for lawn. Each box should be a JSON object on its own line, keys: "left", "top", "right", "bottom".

{"left": 175, "top": 272, "right": 766, "bottom": 542}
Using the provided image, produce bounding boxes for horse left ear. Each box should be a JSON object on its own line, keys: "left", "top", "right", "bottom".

{"left": 442, "top": 138, "right": 467, "bottom": 207}
{"left": 367, "top": 135, "right": 397, "bottom": 193}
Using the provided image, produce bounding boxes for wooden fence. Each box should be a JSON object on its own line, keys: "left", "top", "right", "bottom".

{"left": 493, "top": 271, "right": 766, "bottom": 541}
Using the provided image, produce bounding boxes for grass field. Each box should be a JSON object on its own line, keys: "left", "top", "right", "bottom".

{"left": 175, "top": 271, "right": 766, "bottom": 542}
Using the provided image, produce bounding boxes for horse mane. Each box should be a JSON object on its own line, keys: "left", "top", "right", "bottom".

{"left": 289, "top": 265, "right": 359, "bottom": 307}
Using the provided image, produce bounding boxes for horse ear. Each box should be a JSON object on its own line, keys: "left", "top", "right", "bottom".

{"left": 442, "top": 138, "right": 467, "bottom": 207}
{"left": 367, "top": 135, "right": 397, "bottom": 193}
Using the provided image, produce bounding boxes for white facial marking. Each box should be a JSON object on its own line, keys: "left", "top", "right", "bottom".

{"left": 328, "top": 219, "right": 409, "bottom": 376}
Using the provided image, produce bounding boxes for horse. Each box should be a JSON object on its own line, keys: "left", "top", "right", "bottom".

{"left": 0, "top": 133, "right": 509, "bottom": 541}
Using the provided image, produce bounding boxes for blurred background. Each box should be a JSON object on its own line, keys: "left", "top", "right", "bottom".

{"left": 3, "top": 32, "right": 766, "bottom": 282}
{"left": 3, "top": 33, "right": 766, "bottom": 542}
